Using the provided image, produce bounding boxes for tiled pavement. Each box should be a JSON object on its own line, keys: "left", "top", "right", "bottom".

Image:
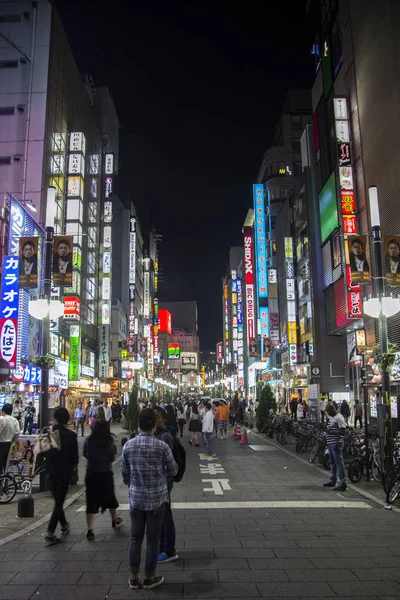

{"left": 1, "top": 426, "right": 400, "bottom": 598}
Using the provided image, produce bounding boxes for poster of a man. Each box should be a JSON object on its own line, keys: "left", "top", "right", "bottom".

{"left": 52, "top": 236, "right": 73, "bottom": 286}
{"left": 19, "top": 237, "right": 38, "bottom": 289}
{"left": 348, "top": 236, "right": 370, "bottom": 283}
{"left": 384, "top": 236, "right": 400, "bottom": 285}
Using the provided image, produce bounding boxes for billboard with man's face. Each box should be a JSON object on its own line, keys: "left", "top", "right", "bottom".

{"left": 53, "top": 236, "right": 73, "bottom": 287}
{"left": 347, "top": 235, "right": 370, "bottom": 284}
{"left": 19, "top": 237, "right": 39, "bottom": 289}
{"left": 384, "top": 236, "right": 400, "bottom": 285}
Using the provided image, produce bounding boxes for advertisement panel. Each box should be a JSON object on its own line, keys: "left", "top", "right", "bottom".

{"left": 64, "top": 296, "right": 81, "bottom": 320}
{"left": 243, "top": 226, "right": 255, "bottom": 352}
{"left": 19, "top": 237, "right": 38, "bottom": 289}
{"left": 159, "top": 309, "right": 172, "bottom": 335}
{"left": 98, "top": 325, "right": 109, "bottom": 379}
{"left": 53, "top": 236, "right": 73, "bottom": 287}
{"left": 168, "top": 343, "right": 180, "bottom": 359}
{"left": 347, "top": 235, "right": 370, "bottom": 283}
{"left": 384, "top": 236, "right": 400, "bottom": 285}
{"left": 69, "top": 325, "right": 81, "bottom": 381}
{"left": 49, "top": 358, "right": 68, "bottom": 389}
{"left": 252, "top": 184, "right": 267, "bottom": 298}
{"left": 181, "top": 352, "right": 197, "bottom": 369}
{"left": 216, "top": 342, "right": 222, "bottom": 363}
{"left": 0, "top": 255, "right": 19, "bottom": 367}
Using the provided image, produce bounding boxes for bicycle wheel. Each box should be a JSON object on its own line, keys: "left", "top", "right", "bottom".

{"left": 309, "top": 439, "right": 322, "bottom": 463}
{"left": 348, "top": 460, "right": 362, "bottom": 483}
{"left": 387, "top": 478, "right": 400, "bottom": 504}
{"left": 280, "top": 431, "right": 288, "bottom": 445}
{"left": 384, "top": 463, "right": 400, "bottom": 494}
{"left": 296, "top": 437, "right": 308, "bottom": 454}
{"left": 0, "top": 475, "right": 17, "bottom": 504}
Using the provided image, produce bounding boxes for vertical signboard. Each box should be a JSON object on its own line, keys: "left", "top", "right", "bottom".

{"left": 237, "top": 276, "right": 244, "bottom": 385}
{"left": 253, "top": 184, "right": 267, "bottom": 298}
{"left": 99, "top": 324, "right": 110, "bottom": 379}
{"left": 231, "top": 270, "right": 238, "bottom": 366}
{"left": 69, "top": 325, "right": 81, "bottom": 381}
{"left": 0, "top": 256, "right": 19, "bottom": 367}
{"left": 285, "top": 237, "right": 297, "bottom": 365}
{"left": 243, "top": 226, "right": 255, "bottom": 355}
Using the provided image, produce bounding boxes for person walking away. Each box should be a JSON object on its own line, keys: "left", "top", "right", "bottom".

{"left": 340, "top": 399, "right": 351, "bottom": 426}
{"left": 111, "top": 402, "right": 117, "bottom": 423}
{"left": 211, "top": 403, "right": 218, "bottom": 438}
{"left": 202, "top": 402, "right": 214, "bottom": 456}
{"left": 122, "top": 408, "right": 178, "bottom": 590}
{"left": 88, "top": 400, "right": 98, "bottom": 426}
{"left": 104, "top": 402, "right": 112, "bottom": 424}
{"left": 176, "top": 403, "right": 186, "bottom": 437}
{"left": 216, "top": 400, "right": 230, "bottom": 440}
{"left": 45, "top": 407, "right": 79, "bottom": 545}
{"left": 188, "top": 403, "right": 200, "bottom": 446}
{"left": 74, "top": 401, "right": 85, "bottom": 436}
{"left": 165, "top": 404, "right": 178, "bottom": 437}
{"left": 323, "top": 402, "right": 347, "bottom": 492}
{"left": 154, "top": 407, "right": 178, "bottom": 565}
{"left": 84, "top": 420, "right": 122, "bottom": 541}
{"left": 23, "top": 401, "right": 36, "bottom": 434}
{"left": 12, "top": 400, "right": 22, "bottom": 424}
{"left": 354, "top": 399, "right": 363, "bottom": 429}
{"left": 0, "top": 404, "right": 20, "bottom": 474}
{"left": 115, "top": 400, "right": 122, "bottom": 423}
{"left": 289, "top": 397, "right": 298, "bottom": 421}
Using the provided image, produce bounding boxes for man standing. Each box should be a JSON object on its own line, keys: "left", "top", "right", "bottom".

{"left": 202, "top": 402, "right": 214, "bottom": 456}
{"left": 354, "top": 399, "right": 363, "bottom": 429}
{"left": 104, "top": 402, "right": 112, "bottom": 423}
{"left": 289, "top": 397, "right": 298, "bottom": 421}
{"left": 45, "top": 407, "right": 79, "bottom": 545}
{"left": 323, "top": 402, "right": 347, "bottom": 492}
{"left": 0, "top": 404, "right": 20, "bottom": 474}
{"left": 216, "top": 400, "right": 229, "bottom": 440}
{"left": 23, "top": 401, "right": 36, "bottom": 434}
{"left": 74, "top": 401, "right": 85, "bottom": 436}
{"left": 122, "top": 408, "right": 177, "bottom": 590}
{"left": 154, "top": 407, "right": 178, "bottom": 565}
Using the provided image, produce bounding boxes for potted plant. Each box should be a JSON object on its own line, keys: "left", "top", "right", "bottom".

{"left": 256, "top": 384, "right": 277, "bottom": 433}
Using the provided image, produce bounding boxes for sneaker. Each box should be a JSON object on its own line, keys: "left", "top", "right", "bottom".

{"left": 334, "top": 485, "right": 347, "bottom": 492}
{"left": 158, "top": 552, "right": 178, "bottom": 563}
{"left": 44, "top": 534, "right": 62, "bottom": 546}
{"left": 323, "top": 482, "right": 336, "bottom": 487}
{"left": 129, "top": 577, "right": 140, "bottom": 590}
{"left": 112, "top": 516, "right": 123, "bottom": 528}
{"left": 86, "top": 530, "right": 95, "bottom": 541}
{"left": 61, "top": 522, "right": 70, "bottom": 534}
{"left": 143, "top": 575, "right": 164, "bottom": 589}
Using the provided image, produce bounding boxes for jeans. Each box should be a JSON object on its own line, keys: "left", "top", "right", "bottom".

{"left": 47, "top": 475, "right": 70, "bottom": 533}
{"left": 0, "top": 441, "right": 11, "bottom": 475}
{"left": 328, "top": 442, "right": 346, "bottom": 487}
{"left": 23, "top": 418, "right": 33, "bottom": 434}
{"left": 354, "top": 416, "right": 362, "bottom": 429}
{"left": 129, "top": 504, "right": 165, "bottom": 577}
{"left": 75, "top": 418, "right": 84, "bottom": 436}
{"left": 160, "top": 482, "right": 176, "bottom": 556}
{"left": 204, "top": 431, "right": 212, "bottom": 454}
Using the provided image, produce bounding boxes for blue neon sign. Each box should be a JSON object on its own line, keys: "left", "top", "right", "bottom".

{"left": 253, "top": 184, "right": 267, "bottom": 298}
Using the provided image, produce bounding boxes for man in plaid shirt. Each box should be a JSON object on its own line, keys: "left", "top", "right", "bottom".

{"left": 121, "top": 408, "right": 178, "bottom": 591}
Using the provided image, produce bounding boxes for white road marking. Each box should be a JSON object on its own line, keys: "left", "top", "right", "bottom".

{"left": 76, "top": 499, "right": 372, "bottom": 512}
{"left": 198, "top": 453, "right": 218, "bottom": 461}
{"left": 202, "top": 478, "right": 232, "bottom": 495}
{"left": 199, "top": 463, "right": 226, "bottom": 475}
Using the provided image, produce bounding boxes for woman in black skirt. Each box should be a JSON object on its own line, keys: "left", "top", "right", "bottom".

{"left": 83, "top": 419, "right": 122, "bottom": 540}
{"left": 188, "top": 402, "right": 200, "bottom": 446}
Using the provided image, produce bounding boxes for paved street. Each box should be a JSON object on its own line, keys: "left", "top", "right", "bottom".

{"left": 1, "top": 426, "right": 400, "bottom": 599}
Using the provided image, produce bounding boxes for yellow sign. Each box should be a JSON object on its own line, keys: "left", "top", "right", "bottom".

{"left": 224, "top": 285, "right": 228, "bottom": 300}
{"left": 288, "top": 321, "right": 297, "bottom": 344}
{"left": 284, "top": 237, "right": 293, "bottom": 259}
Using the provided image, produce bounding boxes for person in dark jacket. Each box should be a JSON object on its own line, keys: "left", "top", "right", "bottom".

{"left": 165, "top": 404, "right": 178, "bottom": 437}
{"left": 45, "top": 407, "right": 79, "bottom": 545}
{"left": 340, "top": 400, "right": 351, "bottom": 426}
{"left": 154, "top": 407, "right": 178, "bottom": 564}
{"left": 84, "top": 419, "right": 122, "bottom": 541}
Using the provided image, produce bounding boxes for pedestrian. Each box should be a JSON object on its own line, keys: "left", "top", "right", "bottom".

{"left": 165, "top": 404, "right": 178, "bottom": 436}
{"left": 216, "top": 399, "right": 229, "bottom": 440}
{"left": 188, "top": 403, "right": 200, "bottom": 446}
{"left": 154, "top": 407, "right": 178, "bottom": 565}
{"left": 323, "top": 402, "right": 347, "bottom": 492}
{"left": 88, "top": 400, "right": 98, "bottom": 426}
{"left": 12, "top": 400, "right": 22, "bottom": 423}
{"left": 96, "top": 406, "right": 105, "bottom": 423}
{"left": 74, "top": 401, "right": 85, "bottom": 436}
{"left": 176, "top": 403, "right": 186, "bottom": 437}
{"left": 212, "top": 403, "right": 218, "bottom": 438}
{"left": 45, "top": 407, "right": 79, "bottom": 545}
{"left": 111, "top": 402, "right": 117, "bottom": 423}
{"left": 84, "top": 419, "right": 122, "bottom": 541}
{"left": 115, "top": 400, "right": 122, "bottom": 423}
{"left": 320, "top": 399, "right": 326, "bottom": 423}
{"left": 289, "top": 397, "right": 298, "bottom": 421}
{"left": 23, "top": 401, "right": 36, "bottom": 434}
{"left": 340, "top": 399, "right": 351, "bottom": 426}
{"left": 104, "top": 401, "right": 112, "bottom": 423}
{"left": 202, "top": 402, "right": 214, "bottom": 456}
{"left": 301, "top": 399, "right": 308, "bottom": 420}
{"left": 121, "top": 408, "right": 178, "bottom": 590}
{"left": 354, "top": 399, "right": 363, "bottom": 429}
{"left": 0, "top": 404, "right": 20, "bottom": 475}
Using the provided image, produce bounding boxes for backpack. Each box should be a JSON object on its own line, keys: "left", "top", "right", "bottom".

{"left": 172, "top": 436, "right": 186, "bottom": 482}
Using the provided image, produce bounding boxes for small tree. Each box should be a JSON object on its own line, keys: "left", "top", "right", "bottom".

{"left": 256, "top": 384, "right": 277, "bottom": 431}
{"left": 215, "top": 386, "right": 222, "bottom": 398}
{"left": 124, "top": 385, "right": 139, "bottom": 433}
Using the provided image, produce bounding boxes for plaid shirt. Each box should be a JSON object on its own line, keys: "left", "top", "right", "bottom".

{"left": 121, "top": 432, "right": 178, "bottom": 511}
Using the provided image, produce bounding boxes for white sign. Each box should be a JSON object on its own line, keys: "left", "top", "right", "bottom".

{"left": 129, "top": 232, "right": 136, "bottom": 285}
{"left": 245, "top": 284, "right": 254, "bottom": 339}
{"left": 339, "top": 166, "right": 354, "bottom": 190}
{"left": 102, "top": 303, "right": 110, "bottom": 325}
{"left": 103, "top": 226, "right": 112, "bottom": 247}
{"left": 335, "top": 120, "right": 350, "bottom": 143}
{"left": 286, "top": 279, "right": 296, "bottom": 300}
{"left": 103, "top": 252, "right": 111, "bottom": 274}
{"left": 289, "top": 344, "right": 297, "bottom": 366}
{"left": 104, "top": 153, "right": 114, "bottom": 175}
{"left": 81, "top": 364, "right": 95, "bottom": 378}
{"left": 49, "top": 358, "right": 68, "bottom": 389}
{"left": 143, "top": 325, "right": 151, "bottom": 338}
{"left": 181, "top": 352, "right": 197, "bottom": 368}
{"left": 143, "top": 272, "right": 150, "bottom": 318}
{"left": 269, "top": 269, "right": 277, "bottom": 284}
{"left": 102, "top": 277, "right": 111, "bottom": 300}
{"left": 67, "top": 176, "right": 84, "bottom": 198}
{"left": 89, "top": 154, "right": 99, "bottom": 174}
{"left": 69, "top": 132, "right": 86, "bottom": 155}
{"left": 287, "top": 300, "right": 296, "bottom": 321}
{"left": 333, "top": 97, "right": 348, "bottom": 120}
{"left": 104, "top": 201, "right": 112, "bottom": 223}
{"left": 99, "top": 324, "right": 110, "bottom": 379}
{"left": 68, "top": 153, "right": 85, "bottom": 176}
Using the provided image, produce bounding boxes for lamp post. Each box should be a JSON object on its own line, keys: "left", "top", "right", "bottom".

{"left": 365, "top": 186, "right": 400, "bottom": 471}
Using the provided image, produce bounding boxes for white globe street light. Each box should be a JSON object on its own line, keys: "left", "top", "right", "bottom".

{"left": 28, "top": 298, "right": 65, "bottom": 320}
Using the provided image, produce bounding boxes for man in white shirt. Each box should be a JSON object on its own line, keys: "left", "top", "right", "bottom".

{"left": 0, "top": 404, "right": 20, "bottom": 474}
{"left": 202, "top": 402, "right": 214, "bottom": 456}
{"left": 104, "top": 402, "right": 112, "bottom": 423}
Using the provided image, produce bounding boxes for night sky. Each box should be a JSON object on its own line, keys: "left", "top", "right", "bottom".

{"left": 55, "top": 0, "right": 316, "bottom": 351}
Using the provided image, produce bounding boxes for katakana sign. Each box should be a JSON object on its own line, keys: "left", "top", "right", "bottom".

{"left": 0, "top": 256, "right": 19, "bottom": 367}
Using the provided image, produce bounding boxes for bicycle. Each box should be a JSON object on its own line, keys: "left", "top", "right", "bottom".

{"left": 0, "top": 457, "right": 46, "bottom": 504}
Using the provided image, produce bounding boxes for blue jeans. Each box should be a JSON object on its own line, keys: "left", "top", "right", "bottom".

{"left": 328, "top": 442, "right": 346, "bottom": 487}
{"left": 204, "top": 432, "right": 212, "bottom": 454}
{"left": 129, "top": 504, "right": 165, "bottom": 577}
{"left": 159, "top": 482, "right": 176, "bottom": 556}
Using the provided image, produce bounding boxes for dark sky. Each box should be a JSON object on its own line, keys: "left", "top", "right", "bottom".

{"left": 55, "top": 0, "right": 315, "bottom": 351}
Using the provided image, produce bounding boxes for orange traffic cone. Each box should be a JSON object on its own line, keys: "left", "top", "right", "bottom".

{"left": 240, "top": 427, "right": 249, "bottom": 445}
{"left": 235, "top": 424, "right": 242, "bottom": 440}
{"left": 232, "top": 423, "right": 237, "bottom": 437}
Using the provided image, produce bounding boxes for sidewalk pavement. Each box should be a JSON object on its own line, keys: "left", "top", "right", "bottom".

{"left": 0, "top": 425, "right": 400, "bottom": 598}
{"left": 0, "top": 422, "right": 127, "bottom": 543}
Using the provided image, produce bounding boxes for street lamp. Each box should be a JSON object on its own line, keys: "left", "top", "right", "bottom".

{"left": 366, "top": 186, "right": 400, "bottom": 470}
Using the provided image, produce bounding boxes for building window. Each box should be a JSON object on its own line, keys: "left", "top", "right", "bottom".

{"left": 0, "top": 107, "right": 15, "bottom": 116}
{"left": 0, "top": 60, "right": 18, "bottom": 68}
{"left": 0, "top": 156, "right": 11, "bottom": 165}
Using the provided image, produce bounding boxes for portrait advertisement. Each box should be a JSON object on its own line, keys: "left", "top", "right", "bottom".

{"left": 384, "top": 236, "right": 400, "bottom": 285}
{"left": 7, "top": 435, "right": 37, "bottom": 478}
{"left": 52, "top": 236, "right": 73, "bottom": 287}
{"left": 19, "top": 237, "right": 39, "bottom": 289}
{"left": 347, "top": 235, "right": 370, "bottom": 284}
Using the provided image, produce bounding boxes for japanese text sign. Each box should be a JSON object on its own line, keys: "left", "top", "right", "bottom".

{"left": 0, "top": 256, "right": 19, "bottom": 367}
{"left": 253, "top": 184, "right": 267, "bottom": 298}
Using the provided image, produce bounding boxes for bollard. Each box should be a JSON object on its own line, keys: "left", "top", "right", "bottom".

{"left": 18, "top": 495, "right": 34, "bottom": 518}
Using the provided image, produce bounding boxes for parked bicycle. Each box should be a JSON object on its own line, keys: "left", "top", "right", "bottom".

{"left": 0, "top": 457, "right": 46, "bottom": 504}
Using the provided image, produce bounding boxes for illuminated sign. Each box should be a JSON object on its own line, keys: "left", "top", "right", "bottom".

{"left": 104, "top": 201, "right": 112, "bottom": 223}
{"left": 284, "top": 237, "right": 293, "bottom": 259}
{"left": 181, "top": 352, "right": 197, "bottom": 368}
{"left": 69, "top": 325, "right": 81, "bottom": 382}
{"left": 99, "top": 324, "right": 110, "bottom": 379}
{"left": 243, "top": 226, "right": 255, "bottom": 351}
{"left": 0, "top": 256, "right": 19, "bottom": 367}
{"left": 67, "top": 176, "right": 84, "bottom": 198}
{"left": 105, "top": 177, "right": 113, "bottom": 198}
{"left": 68, "top": 153, "right": 85, "bottom": 177}
{"left": 253, "top": 184, "right": 267, "bottom": 298}
{"left": 159, "top": 309, "right": 172, "bottom": 335}
{"left": 69, "top": 132, "right": 86, "bottom": 154}
{"left": 129, "top": 218, "right": 136, "bottom": 295}
{"left": 143, "top": 271, "right": 150, "bottom": 318}
{"left": 49, "top": 358, "right": 68, "bottom": 389}
{"left": 105, "top": 153, "right": 114, "bottom": 175}
{"left": 102, "top": 277, "right": 111, "bottom": 300}
{"left": 64, "top": 296, "right": 81, "bottom": 320}
{"left": 216, "top": 342, "right": 223, "bottom": 363}
{"left": 103, "top": 252, "right": 111, "bottom": 273}
{"left": 269, "top": 269, "right": 277, "bottom": 284}
{"left": 168, "top": 343, "right": 180, "bottom": 359}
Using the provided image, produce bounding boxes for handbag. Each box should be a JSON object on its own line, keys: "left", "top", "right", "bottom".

{"left": 34, "top": 426, "right": 61, "bottom": 457}
{"left": 88, "top": 416, "right": 94, "bottom": 426}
